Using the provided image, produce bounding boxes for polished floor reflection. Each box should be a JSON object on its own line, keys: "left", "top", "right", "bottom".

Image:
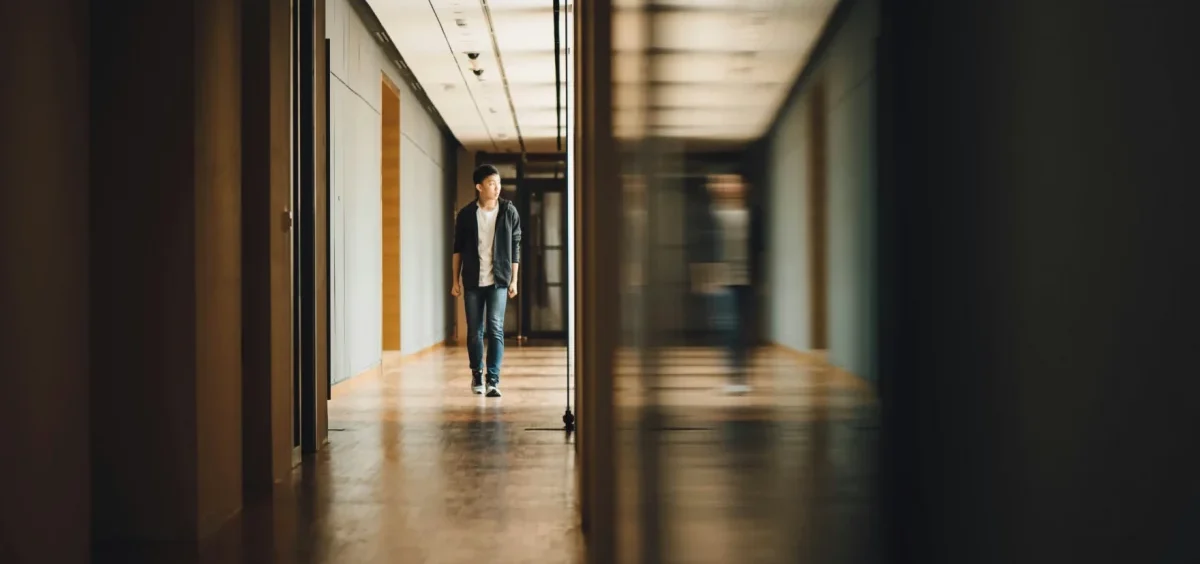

{"left": 94, "top": 344, "right": 877, "bottom": 564}
{"left": 615, "top": 347, "right": 880, "bottom": 564}
{"left": 95, "top": 345, "right": 582, "bottom": 564}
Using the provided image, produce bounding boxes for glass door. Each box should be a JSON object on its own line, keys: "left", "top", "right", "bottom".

{"left": 522, "top": 178, "right": 568, "bottom": 339}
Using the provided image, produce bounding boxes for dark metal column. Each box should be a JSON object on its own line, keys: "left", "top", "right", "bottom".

{"left": 579, "top": 0, "right": 619, "bottom": 560}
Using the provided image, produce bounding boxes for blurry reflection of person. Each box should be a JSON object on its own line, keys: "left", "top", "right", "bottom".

{"left": 698, "top": 173, "right": 753, "bottom": 394}
{"left": 622, "top": 174, "right": 648, "bottom": 346}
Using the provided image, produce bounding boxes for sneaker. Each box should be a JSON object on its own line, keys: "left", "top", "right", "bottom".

{"left": 724, "top": 383, "right": 750, "bottom": 395}
{"left": 486, "top": 384, "right": 502, "bottom": 398}
{"left": 471, "top": 372, "right": 484, "bottom": 395}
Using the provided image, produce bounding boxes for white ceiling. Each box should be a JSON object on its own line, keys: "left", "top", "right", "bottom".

{"left": 370, "top": 0, "right": 838, "bottom": 152}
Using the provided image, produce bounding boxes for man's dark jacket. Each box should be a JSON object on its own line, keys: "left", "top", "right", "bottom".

{"left": 453, "top": 198, "right": 522, "bottom": 289}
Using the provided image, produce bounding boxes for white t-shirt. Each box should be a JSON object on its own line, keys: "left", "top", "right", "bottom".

{"left": 476, "top": 204, "right": 500, "bottom": 286}
{"left": 714, "top": 206, "right": 750, "bottom": 286}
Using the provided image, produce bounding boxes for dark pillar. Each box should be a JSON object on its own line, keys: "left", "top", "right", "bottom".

{"left": 313, "top": 0, "right": 331, "bottom": 451}
{"left": 578, "top": 0, "right": 619, "bottom": 560}
{"left": 0, "top": 1, "right": 91, "bottom": 562}
{"left": 90, "top": 0, "right": 245, "bottom": 542}
{"left": 879, "top": 1, "right": 1200, "bottom": 562}
{"left": 242, "top": 0, "right": 296, "bottom": 500}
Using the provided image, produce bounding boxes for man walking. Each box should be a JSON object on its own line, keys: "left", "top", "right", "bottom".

{"left": 451, "top": 164, "right": 522, "bottom": 397}
{"left": 693, "top": 173, "right": 754, "bottom": 394}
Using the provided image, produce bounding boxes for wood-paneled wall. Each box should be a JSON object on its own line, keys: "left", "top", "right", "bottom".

{"left": 381, "top": 77, "right": 401, "bottom": 351}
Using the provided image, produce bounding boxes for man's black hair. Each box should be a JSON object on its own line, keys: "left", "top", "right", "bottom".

{"left": 473, "top": 164, "right": 501, "bottom": 185}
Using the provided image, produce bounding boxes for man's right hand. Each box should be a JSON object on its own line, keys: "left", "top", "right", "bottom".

{"left": 451, "top": 279, "right": 463, "bottom": 297}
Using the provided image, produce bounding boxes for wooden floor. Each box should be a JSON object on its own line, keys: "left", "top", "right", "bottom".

{"left": 611, "top": 346, "right": 880, "bottom": 564}
{"left": 94, "top": 344, "right": 878, "bottom": 564}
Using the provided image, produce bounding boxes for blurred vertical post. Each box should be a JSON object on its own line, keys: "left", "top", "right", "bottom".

{"left": 637, "top": 1, "right": 690, "bottom": 561}
{"left": 578, "top": 0, "right": 620, "bottom": 562}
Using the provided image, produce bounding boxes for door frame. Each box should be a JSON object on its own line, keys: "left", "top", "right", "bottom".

{"left": 520, "top": 177, "right": 570, "bottom": 341}
{"left": 291, "top": 0, "right": 320, "bottom": 459}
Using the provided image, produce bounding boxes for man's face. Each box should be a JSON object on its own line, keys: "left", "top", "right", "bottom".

{"left": 708, "top": 174, "right": 745, "bottom": 203}
{"left": 476, "top": 173, "right": 501, "bottom": 202}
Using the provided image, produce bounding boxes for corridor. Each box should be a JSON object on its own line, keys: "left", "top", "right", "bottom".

{"left": 93, "top": 345, "right": 875, "bottom": 563}
{"left": 7, "top": 0, "right": 1199, "bottom": 562}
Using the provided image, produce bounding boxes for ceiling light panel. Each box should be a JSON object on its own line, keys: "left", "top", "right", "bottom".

{"left": 508, "top": 82, "right": 571, "bottom": 102}
{"left": 614, "top": 107, "right": 759, "bottom": 130}
{"left": 612, "top": 124, "right": 775, "bottom": 142}
{"left": 498, "top": 53, "right": 559, "bottom": 84}
{"left": 613, "top": 52, "right": 804, "bottom": 85}
{"left": 607, "top": 0, "right": 838, "bottom": 143}
{"left": 616, "top": 83, "right": 778, "bottom": 110}
{"left": 513, "top": 107, "right": 568, "bottom": 128}
{"left": 522, "top": 125, "right": 567, "bottom": 137}
{"left": 613, "top": 11, "right": 759, "bottom": 53}
{"left": 488, "top": 9, "right": 558, "bottom": 54}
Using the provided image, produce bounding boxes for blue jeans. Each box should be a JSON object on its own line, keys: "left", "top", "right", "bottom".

{"left": 464, "top": 284, "right": 508, "bottom": 384}
{"left": 711, "top": 285, "right": 752, "bottom": 383}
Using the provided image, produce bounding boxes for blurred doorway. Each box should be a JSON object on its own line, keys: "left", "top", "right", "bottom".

{"left": 522, "top": 177, "right": 569, "bottom": 340}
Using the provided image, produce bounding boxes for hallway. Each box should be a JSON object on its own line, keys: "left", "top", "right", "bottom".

{"left": 7, "top": 0, "right": 1200, "bottom": 561}
{"left": 96, "top": 345, "right": 583, "bottom": 564}
{"left": 611, "top": 347, "right": 879, "bottom": 564}
{"left": 309, "top": 346, "right": 584, "bottom": 563}
{"left": 92, "top": 345, "right": 876, "bottom": 563}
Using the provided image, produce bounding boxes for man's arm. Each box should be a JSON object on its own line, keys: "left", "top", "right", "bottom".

{"left": 451, "top": 209, "right": 464, "bottom": 294}
{"left": 508, "top": 207, "right": 522, "bottom": 296}
{"left": 452, "top": 208, "right": 465, "bottom": 256}
{"left": 510, "top": 205, "right": 522, "bottom": 264}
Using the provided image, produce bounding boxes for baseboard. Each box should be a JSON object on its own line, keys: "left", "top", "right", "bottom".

{"left": 330, "top": 341, "right": 447, "bottom": 399}
{"left": 402, "top": 340, "right": 445, "bottom": 362}
{"left": 329, "top": 361, "right": 382, "bottom": 399}
{"left": 769, "top": 342, "right": 826, "bottom": 364}
{"left": 768, "top": 342, "right": 872, "bottom": 390}
{"left": 196, "top": 505, "right": 243, "bottom": 545}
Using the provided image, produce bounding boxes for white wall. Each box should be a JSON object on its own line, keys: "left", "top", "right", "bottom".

{"left": 767, "top": 95, "right": 813, "bottom": 352}
{"left": 767, "top": 0, "right": 878, "bottom": 381}
{"left": 328, "top": 0, "right": 449, "bottom": 383}
{"left": 824, "top": 0, "right": 878, "bottom": 383}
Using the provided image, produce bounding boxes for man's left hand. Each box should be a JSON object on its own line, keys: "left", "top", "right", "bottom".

{"left": 508, "top": 282, "right": 519, "bottom": 299}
